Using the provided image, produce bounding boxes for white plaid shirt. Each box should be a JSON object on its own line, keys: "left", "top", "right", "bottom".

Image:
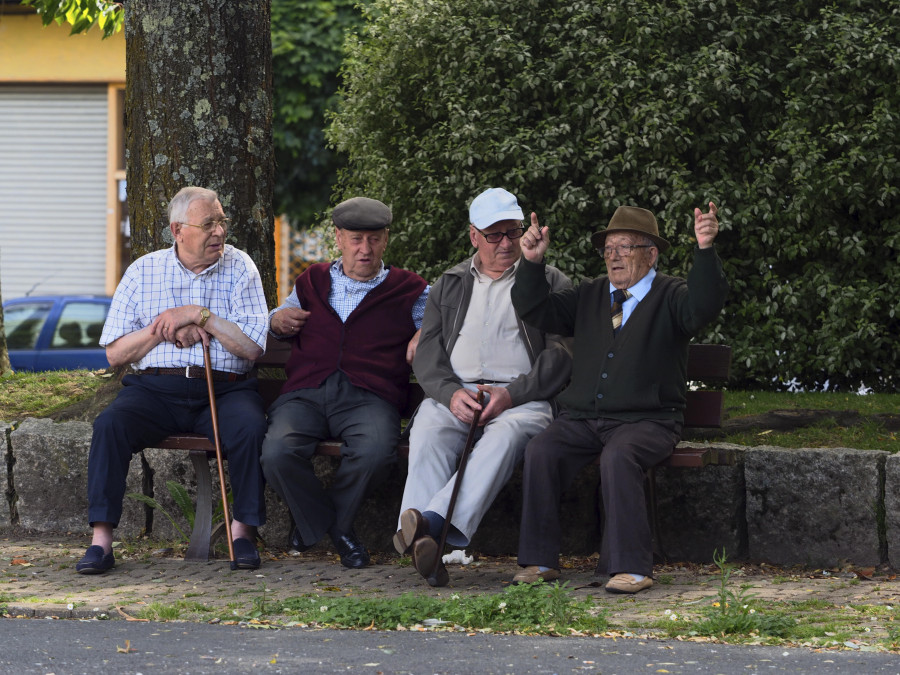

{"left": 270, "top": 259, "right": 429, "bottom": 327}
{"left": 101, "top": 245, "right": 269, "bottom": 373}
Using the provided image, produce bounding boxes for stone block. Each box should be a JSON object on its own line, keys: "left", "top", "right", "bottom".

{"left": 655, "top": 460, "right": 745, "bottom": 562}
{"left": 885, "top": 454, "right": 900, "bottom": 569}
{"left": 10, "top": 418, "right": 141, "bottom": 534}
{"left": 745, "top": 446, "right": 887, "bottom": 567}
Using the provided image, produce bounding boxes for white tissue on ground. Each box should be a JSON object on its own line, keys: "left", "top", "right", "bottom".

{"left": 442, "top": 549, "right": 473, "bottom": 565}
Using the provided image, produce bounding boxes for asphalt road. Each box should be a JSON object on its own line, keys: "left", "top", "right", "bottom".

{"left": 1, "top": 620, "right": 898, "bottom": 675}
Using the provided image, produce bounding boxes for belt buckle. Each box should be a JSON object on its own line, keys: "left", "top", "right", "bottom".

{"left": 185, "top": 366, "right": 195, "bottom": 378}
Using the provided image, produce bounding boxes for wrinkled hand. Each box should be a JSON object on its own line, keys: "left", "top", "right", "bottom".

{"left": 520, "top": 212, "right": 550, "bottom": 263}
{"left": 476, "top": 385, "right": 511, "bottom": 424}
{"left": 174, "top": 325, "right": 209, "bottom": 349}
{"left": 694, "top": 202, "right": 719, "bottom": 249}
{"left": 406, "top": 329, "right": 421, "bottom": 365}
{"left": 149, "top": 306, "right": 197, "bottom": 343}
{"left": 272, "top": 308, "right": 310, "bottom": 336}
{"left": 448, "top": 388, "right": 483, "bottom": 425}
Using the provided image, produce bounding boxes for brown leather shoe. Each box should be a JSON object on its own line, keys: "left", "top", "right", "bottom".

{"left": 412, "top": 535, "right": 449, "bottom": 587}
{"left": 394, "top": 508, "right": 428, "bottom": 555}
{"left": 605, "top": 573, "right": 653, "bottom": 594}
{"left": 512, "top": 566, "right": 560, "bottom": 584}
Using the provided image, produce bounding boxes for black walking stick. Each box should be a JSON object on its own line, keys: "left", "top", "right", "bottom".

{"left": 203, "top": 341, "right": 237, "bottom": 570}
{"left": 426, "top": 390, "right": 485, "bottom": 586}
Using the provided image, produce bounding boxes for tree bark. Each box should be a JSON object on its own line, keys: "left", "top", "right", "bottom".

{"left": 125, "top": 0, "right": 276, "bottom": 305}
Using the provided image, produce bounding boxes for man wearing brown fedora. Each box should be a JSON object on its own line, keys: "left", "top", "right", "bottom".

{"left": 508, "top": 202, "right": 727, "bottom": 593}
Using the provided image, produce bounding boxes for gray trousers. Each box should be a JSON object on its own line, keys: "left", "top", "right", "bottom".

{"left": 399, "top": 396, "right": 552, "bottom": 547}
{"left": 261, "top": 371, "right": 400, "bottom": 547}
{"left": 517, "top": 413, "right": 679, "bottom": 576}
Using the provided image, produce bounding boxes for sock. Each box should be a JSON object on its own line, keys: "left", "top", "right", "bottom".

{"left": 538, "top": 566, "right": 553, "bottom": 573}
{"left": 422, "top": 510, "right": 445, "bottom": 539}
{"left": 624, "top": 573, "right": 646, "bottom": 582}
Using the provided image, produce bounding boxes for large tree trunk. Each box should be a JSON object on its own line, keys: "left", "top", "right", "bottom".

{"left": 125, "top": 0, "right": 276, "bottom": 305}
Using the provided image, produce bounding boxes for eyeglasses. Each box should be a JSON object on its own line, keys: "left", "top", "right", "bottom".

{"left": 480, "top": 227, "right": 525, "bottom": 244}
{"left": 600, "top": 244, "right": 652, "bottom": 259}
{"left": 179, "top": 217, "right": 230, "bottom": 233}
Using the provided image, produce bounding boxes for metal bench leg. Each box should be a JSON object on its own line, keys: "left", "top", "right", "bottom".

{"left": 185, "top": 450, "right": 213, "bottom": 561}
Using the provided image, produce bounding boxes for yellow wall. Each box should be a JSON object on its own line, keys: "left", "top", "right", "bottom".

{"left": 0, "top": 14, "right": 125, "bottom": 83}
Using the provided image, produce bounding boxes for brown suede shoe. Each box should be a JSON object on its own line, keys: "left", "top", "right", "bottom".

{"left": 511, "top": 566, "right": 560, "bottom": 584}
{"left": 394, "top": 508, "right": 428, "bottom": 555}
{"left": 412, "top": 535, "right": 449, "bottom": 587}
{"left": 605, "top": 573, "right": 653, "bottom": 594}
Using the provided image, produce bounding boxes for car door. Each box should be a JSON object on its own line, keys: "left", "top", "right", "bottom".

{"left": 35, "top": 298, "right": 111, "bottom": 371}
{"left": 4, "top": 300, "right": 54, "bottom": 371}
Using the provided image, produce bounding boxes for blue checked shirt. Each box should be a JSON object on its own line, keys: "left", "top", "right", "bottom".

{"left": 101, "top": 245, "right": 269, "bottom": 373}
{"left": 269, "top": 259, "right": 429, "bottom": 329}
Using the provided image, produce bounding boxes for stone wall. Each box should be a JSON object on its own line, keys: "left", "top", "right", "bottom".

{"left": 2, "top": 418, "right": 897, "bottom": 568}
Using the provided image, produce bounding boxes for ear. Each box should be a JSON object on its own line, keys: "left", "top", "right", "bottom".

{"left": 170, "top": 222, "right": 181, "bottom": 239}
{"left": 469, "top": 225, "right": 479, "bottom": 248}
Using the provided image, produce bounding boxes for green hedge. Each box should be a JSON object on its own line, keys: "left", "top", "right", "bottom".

{"left": 328, "top": 0, "right": 899, "bottom": 391}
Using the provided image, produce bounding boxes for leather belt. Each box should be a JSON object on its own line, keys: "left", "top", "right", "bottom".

{"left": 137, "top": 367, "right": 248, "bottom": 382}
{"left": 471, "top": 379, "right": 508, "bottom": 386}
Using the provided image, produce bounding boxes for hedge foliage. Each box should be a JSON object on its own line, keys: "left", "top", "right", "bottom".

{"left": 328, "top": 0, "right": 899, "bottom": 391}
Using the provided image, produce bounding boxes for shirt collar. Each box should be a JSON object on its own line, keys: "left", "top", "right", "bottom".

{"left": 333, "top": 258, "right": 388, "bottom": 284}
{"left": 469, "top": 254, "right": 519, "bottom": 282}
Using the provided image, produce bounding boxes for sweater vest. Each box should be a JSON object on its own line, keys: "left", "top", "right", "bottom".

{"left": 281, "top": 263, "right": 427, "bottom": 411}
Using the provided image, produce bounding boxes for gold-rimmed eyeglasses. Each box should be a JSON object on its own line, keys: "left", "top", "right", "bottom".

{"left": 179, "top": 217, "right": 230, "bottom": 234}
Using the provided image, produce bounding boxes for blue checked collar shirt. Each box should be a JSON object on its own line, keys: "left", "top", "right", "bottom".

{"left": 269, "top": 259, "right": 429, "bottom": 328}
{"left": 100, "top": 244, "right": 269, "bottom": 374}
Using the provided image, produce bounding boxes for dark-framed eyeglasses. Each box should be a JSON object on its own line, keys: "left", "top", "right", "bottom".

{"left": 601, "top": 244, "right": 652, "bottom": 259}
{"left": 179, "top": 217, "right": 230, "bottom": 234}
{"left": 480, "top": 226, "right": 525, "bottom": 244}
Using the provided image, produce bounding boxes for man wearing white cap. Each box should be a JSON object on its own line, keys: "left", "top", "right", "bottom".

{"left": 510, "top": 202, "right": 727, "bottom": 593}
{"left": 394, "top": 187, "right": 573, "bottom": 586}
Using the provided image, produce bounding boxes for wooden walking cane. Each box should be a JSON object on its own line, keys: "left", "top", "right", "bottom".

{"left": 426, "top": 389, "right": 485, "bottom": 586}
{"left": 203, "top": 341, "right": 237, "bottom": 570}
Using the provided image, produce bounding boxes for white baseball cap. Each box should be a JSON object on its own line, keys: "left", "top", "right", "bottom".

{"left": 468, "top": 188, "right": 524, "bottom": 230}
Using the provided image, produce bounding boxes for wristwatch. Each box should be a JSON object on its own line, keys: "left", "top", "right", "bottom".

{"left": 198, "top": 307, "right": 211, "bottom": 328}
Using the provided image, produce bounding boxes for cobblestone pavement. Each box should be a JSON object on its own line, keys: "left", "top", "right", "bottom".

{"left": 2, "top": 531, "right": 898, "bottom": 647}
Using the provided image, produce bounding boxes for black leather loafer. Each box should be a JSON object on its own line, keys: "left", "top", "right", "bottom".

{"left": 331, "top": 531, "right": 370, "bottom": 569}
{"left": 76, "top": 545, "right": 115, "bottom": 575}
{"left": 232, "top": 537, "right": 261, "bottom": 570}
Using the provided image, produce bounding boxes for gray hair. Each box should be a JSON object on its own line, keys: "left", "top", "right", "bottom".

{"left": 167, "top": 187, "right": 219, "bottom": 224}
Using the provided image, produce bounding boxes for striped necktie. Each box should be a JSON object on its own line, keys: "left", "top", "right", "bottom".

{"left": 611, "top": 288, "right": 632, "bottom": 334}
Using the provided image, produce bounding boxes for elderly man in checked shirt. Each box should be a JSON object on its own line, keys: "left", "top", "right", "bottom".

{"left": 261, "top": 197, "right": 429, "bottom": 569}
{"left": 77, "top": 186, "right": 270, "bottom": 575}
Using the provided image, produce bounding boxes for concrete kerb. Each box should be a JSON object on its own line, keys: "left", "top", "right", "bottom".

{"left": 3, "top": 418, "right": 899, "bottom": 569}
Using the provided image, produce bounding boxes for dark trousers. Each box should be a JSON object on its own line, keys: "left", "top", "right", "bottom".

{"left": 517, "top": 413, "right": 679, "bottom": 577}
{"left": 87, "top": 374, "right": 267, "bottom": 528}
{"left": 260, "top": 371, "right": 400, "bottom": 547}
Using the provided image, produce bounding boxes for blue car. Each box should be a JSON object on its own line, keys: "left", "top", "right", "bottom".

{"left": 3, "top": 295, "right": 112, "bottom": 371}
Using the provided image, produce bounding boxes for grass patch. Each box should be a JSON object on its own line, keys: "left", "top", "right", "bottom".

{"left": 136, "top": 599, "right": 215, "bottom": 621}
{"left": 279, "top": 581, "right": 607, "bottom": 634}
{"left": 0, "top": 369, "right": 110, "bottom": 420}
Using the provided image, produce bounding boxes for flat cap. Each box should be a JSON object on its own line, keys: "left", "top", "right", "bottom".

{"left": 332, "top": 197, "right": 392, "bottom": 230}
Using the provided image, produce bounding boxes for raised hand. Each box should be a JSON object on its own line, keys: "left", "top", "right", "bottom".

{"left": 520, "top": 212, "right": 550, "bottom": 263}
{"left": 694, "top": 202, "right": 719, "bottom": 249}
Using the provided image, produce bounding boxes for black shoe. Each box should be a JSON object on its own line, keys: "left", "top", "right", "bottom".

{"left": 232, "top": 537, "right": 261, "bottom": 570}
{"left": 76, "top": 545, "right": 115, "bottom": 575}
{"left": 289, "top": 526, "right": 314, "bottom": 553}
{"left": 331, "top": 530, "right": 370, "bottom": 569}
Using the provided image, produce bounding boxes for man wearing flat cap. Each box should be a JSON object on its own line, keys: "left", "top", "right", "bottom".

{"left": 509, "top": 202, "right": 727, "bottom": 593}
{"left": 261, "top": 196, "right": 429, "bottom": 568}
{"left": 394, "top": 187, "right": 573, "bottom": 586}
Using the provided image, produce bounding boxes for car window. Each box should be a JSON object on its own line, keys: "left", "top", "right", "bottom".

{"left": 51, "top": 302, "right": 109, "bottom": 349}
{"left": 4, "top": 303, "right": 52, "bottom": 349}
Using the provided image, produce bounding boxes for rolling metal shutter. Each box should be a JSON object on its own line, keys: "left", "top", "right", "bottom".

{"left": 0, "top": 85, "right": 108, "bottom": 299}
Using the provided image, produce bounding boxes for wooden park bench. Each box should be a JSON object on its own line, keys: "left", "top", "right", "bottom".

{"left": 155, "top": 337, "right": 731, "bottom": 561}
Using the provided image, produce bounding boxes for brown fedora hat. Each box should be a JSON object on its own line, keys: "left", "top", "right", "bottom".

{"left": 590, "top": 206, "right": 670, "bottom": 253}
